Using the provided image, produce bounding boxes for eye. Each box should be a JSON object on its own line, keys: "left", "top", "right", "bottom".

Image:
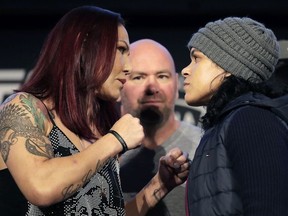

{"left": 190, "top": 49, "right": 199, "bottom": 63}
{"left": 129, "top": 74, "right": 146, "bottom": 83}
{"left": 191, "top": 50, "right": 201, "bottom": 63}
{"left": 117, "top": 46, "right": 126, "bottom": 54}
{"left": 131, "top": 75, "right": 143, "bottom": 80}
{"left": 158, "top": 74, "right": 169, "bottom": 80}
{"left": 156, "top": 72, "right": 171, "bottom": 82}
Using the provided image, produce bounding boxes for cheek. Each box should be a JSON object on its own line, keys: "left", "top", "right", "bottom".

{"left": 112, "top": 55, "right": 124, "bottom": 74}
{"left": 98, "top": 85, "right": 110, "bottom": 100}
{"left": 122, "top": 85, "right": 139, "bottom": 101}
{"left": 165, "top": 86, "right": 178, "bottom": 101}
{"left": 187, "top": 70, "right": 206, "bottom": 89}
{"left": 195, "top": 65, "right": 220, "bottom": 88}
{"left": 122, "top": 91, "right": 134, "bottom": 103}
{"left": 98, "top": 77, "right": 118, "bottom": 100}
{"left": 207, "top": 67, "right": 225, "bottom": 92}
{"left": 102, "top": 77, "right": 112, "bottom": 89}
{"left": 184, "top": 71, "right": 215, "bottom": 105}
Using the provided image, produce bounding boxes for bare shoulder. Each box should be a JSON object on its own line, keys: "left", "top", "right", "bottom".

{"left": 0, "top": 92, "right": 49, "bottom": 130}
{"left": 0, "top": 92, "right": 52, "bottom": 138}
{"left": 0, "top": 92, "right": 54, "bottom": 164}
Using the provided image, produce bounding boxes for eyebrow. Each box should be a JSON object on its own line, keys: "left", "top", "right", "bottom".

{"left": 131, "top": 70, "right": 172, "bottom": 77}
{"left": 190, "top": 49, "right": 195, "bottom": 57}
{"left": 191, "top": 49, "right": 202, "bottom": 58}
{"left": 118, "top": 40, "right": 129, "bottom": 51}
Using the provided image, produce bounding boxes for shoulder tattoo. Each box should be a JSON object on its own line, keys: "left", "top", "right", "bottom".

{"left": 0, "top": 93, "right": 54, "bottom": 163}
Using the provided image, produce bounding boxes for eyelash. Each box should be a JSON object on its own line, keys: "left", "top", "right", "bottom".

{"left": 192, "top": 55, "right": 198, "bottom": 62}
{"left": 117, "top": 46, "right": 126, "bottom": 54}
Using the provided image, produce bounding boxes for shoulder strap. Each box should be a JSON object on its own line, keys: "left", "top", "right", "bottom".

{"left": 46, "top": 111, "right": 57, "bottom": 126}
{"left": 40, "top": 101, "right": 57, "bottom": 126}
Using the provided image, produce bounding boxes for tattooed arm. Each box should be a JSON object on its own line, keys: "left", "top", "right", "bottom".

{"left": 125, "top": 148, "right": 190, "bottom": 216}
{"left": 0, "top": 92, "right": 143, "bottom": 207}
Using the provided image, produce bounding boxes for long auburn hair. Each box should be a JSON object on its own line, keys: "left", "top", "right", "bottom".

{"left": 19, "top": 6, "right": 124, "bottom": 140}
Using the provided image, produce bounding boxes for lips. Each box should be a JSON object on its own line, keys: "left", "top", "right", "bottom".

{"left": 141, "top": 100, "right": 162, "bottom": 104}
{"left": 183, "top": 82, "right": 190, "bottom": 89}
{"left": 140, "top": 97, "right": 163, "bottom": 104}
{"left": 118, "top": 78, "right": 126, "bottom": 85}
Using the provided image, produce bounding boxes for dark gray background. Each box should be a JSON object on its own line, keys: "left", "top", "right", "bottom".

{"left": 0, "top": 0, "right": 287, "bottom": 125}
{"left": 0, "top": 0, "right": 287, "bottom": 71}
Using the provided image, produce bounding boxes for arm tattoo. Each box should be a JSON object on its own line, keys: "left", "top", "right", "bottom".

{"left": 62, "top": 158, "right": 110, "bottom": 200}
{"left": 0, "top": 94, "right": 54, "bottom": 162}
{"left": 153, "top": 188, "right": 162, "bottom": 202}
{"left": 62, "top": 170, "right": 93, "bottom": 199}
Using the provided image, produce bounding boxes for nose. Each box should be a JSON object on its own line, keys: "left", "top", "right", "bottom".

{"left": 124, "top": 68, "right": 131, "bottom": 76}
{"left": 145, "top": 86, "right": 159, "bottom": 95}
{"left": 181, "top": 65, "right": 190, "bottom": 78}
{"left": 145, "top": 77, "right": 159, "bottom": 95}
{"left": 124, "top": 57, "right": 132, "bottom": 76}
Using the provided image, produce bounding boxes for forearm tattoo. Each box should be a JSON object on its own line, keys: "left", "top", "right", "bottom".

{"left": 0, "top": 94, "right": 54, "bottom": 162}
{"left": 62, "top": 158, "right": 109, "bottom": 199}
{"left": 153, "top": 188, "right": 162, "bottom": 202}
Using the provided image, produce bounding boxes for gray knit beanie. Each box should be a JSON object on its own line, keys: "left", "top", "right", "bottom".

{"left": 188, "top": 17, "right": 280, "bottom": 83}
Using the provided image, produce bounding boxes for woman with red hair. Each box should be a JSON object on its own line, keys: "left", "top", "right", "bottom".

{"left": 0, "top": 6, "right": 189, "bottom": 215}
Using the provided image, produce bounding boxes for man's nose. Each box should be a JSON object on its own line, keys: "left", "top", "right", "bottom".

{"left": 145, "top": 78, "right": 159, "bottom": 95}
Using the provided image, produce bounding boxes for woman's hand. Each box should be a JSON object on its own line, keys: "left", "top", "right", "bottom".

{"left": 157, "top": 147, "right": 190, "bottom": 191}
{"left": 110, "top": 114, "right": 144, "bottom": 151}
{"left": 125, "top": 147, "right": 190, "bottom": 216}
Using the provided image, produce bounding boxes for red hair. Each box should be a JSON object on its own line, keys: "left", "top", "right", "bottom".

{"left": 19, "top": 6, "right": 124, "bottom": 140}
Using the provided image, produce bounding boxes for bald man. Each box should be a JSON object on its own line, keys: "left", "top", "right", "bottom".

{"left": 119, "top": 39, "right": 202, "bottom": 216}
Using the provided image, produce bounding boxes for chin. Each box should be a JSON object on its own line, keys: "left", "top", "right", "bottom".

{"left": 111, "top": 95, "right": 120, "bottom": 102}
{"left": 113, "top": 92, "right": 121, "bottom": 102}
{"left": 187, "top": 99, "right": 207, "bottom": 107}
{"left": 185, "top": 96, "right": 200, "bottom": 106}
{"left": 100, "top": 92, "right": 120, "bottom": 102}
{"left": 184, "top": 95, "right": 193, "bottom": 105}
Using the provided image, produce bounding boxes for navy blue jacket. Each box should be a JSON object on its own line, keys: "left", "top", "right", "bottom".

{"left": 186, "top": 92, "right": 288, "bottom": 216}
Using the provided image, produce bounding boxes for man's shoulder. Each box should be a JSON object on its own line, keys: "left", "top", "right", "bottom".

{"left": 179, "top": 121, "right": 203, "bottom": 135}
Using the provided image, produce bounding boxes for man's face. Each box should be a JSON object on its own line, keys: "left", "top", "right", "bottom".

{"left": 120, "top": 41, "right": 178, "bottom": 125}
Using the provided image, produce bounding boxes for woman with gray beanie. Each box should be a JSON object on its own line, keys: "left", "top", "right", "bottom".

{"left": 182, "top": 17, "right": 288, "bottom": 215}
